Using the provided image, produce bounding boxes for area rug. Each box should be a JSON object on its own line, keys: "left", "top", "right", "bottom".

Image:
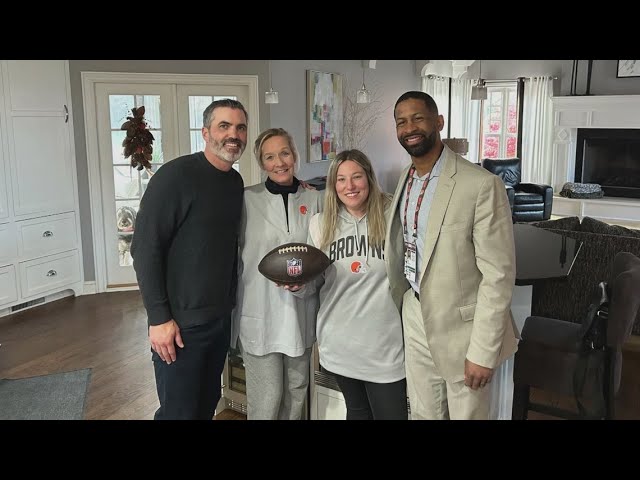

{"left": 0, "top": 368, "right": 92, "bottom": 420}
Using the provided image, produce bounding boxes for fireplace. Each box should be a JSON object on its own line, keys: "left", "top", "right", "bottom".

{"left": 551, "top": 95, "right": 640, "bottom": 226}
{"left": 575, "top": 128, "right": 640, "bottom": 199}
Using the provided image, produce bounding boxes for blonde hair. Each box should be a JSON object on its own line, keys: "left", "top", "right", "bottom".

{"left": 320, "top": 149, "right": 390, "bottom": 251}
{"left": 253, "top": 127, "right": 299, "bottom": 170}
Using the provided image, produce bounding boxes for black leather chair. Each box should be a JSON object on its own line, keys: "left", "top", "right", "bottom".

{"left": 481, "top": 158, "right": 553, "bottom": 222}
{"left": 512, "top": 252, "right": 640, "bottom": 420}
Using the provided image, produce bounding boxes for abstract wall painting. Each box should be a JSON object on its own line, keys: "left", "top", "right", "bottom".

{"left": 307, "top": 70, "right": 343, "bottom": 162}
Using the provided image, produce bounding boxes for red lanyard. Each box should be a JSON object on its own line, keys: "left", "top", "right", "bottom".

{"left": 403, "top": 165, "right": 430, "bottom": 240}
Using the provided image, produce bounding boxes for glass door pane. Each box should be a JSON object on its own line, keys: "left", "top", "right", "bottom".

{"left": 112, "top": 95, "right": 161, "bottom": 267}
{"left": 95, "top": 83, "right": 177, "bottom": 287}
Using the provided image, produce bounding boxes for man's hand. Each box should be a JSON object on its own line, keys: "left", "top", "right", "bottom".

{"left": 149, "top": 319, "right": 184, "bottom": 364}
{"left": 464, "top": 359, "right": 493, "bottom": 390}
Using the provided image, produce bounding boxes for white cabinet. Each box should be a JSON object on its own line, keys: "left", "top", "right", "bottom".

{"left": 0, "top": 145, "right": 8, "bottom": 222}
{"left": 10, "top": 116, "right": 74, "bottom": 216}
{"left": 4, "top": 61, "right": 68, "bottom": 112}
{"left": 0, "top": 81, "right": 9, "bottom": 223}
{"left": 311, "top": 384, "right": 347, "bottom": 420}
{"left": 0, "top": 222, "right": 17, "bottom": 265}
{"left": 310, "top": 345, "right": 347, "bottom": 420}
{"left": 3, "top": 61, "right": 74, "bottom": 218}
{"left": 0, "top": 60, "right": 83, "bottom": 312}
{"left": 16, "top": 212, "right": 77, "bottom": 260}
{"left": 0, "top": 184, "right": 8, "bottom": 222}
{"left": 0, "top": 265, "right": 18, "bottom": 306}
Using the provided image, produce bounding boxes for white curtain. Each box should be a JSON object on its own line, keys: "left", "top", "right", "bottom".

{"left": 422, "top": 75, "right": 450, "bottom": 136}
{"left": 521, "top": 77, "right": 554, "bottom": 184}
{"left": 450, "top": 79, "right": 481, "bottom": 163}
{"left": 449, "top": 79, "right": 470, "bottom": 138}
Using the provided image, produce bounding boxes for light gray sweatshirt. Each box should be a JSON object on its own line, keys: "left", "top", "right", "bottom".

{"left": 302, "top": 206, "right": 405, "bottom": 383}
{"left": 232, "top": 183, "right": 324, "bottom": 357}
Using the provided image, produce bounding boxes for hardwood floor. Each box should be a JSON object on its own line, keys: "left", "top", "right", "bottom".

{"left": 1, "top": 291, "right": 637, "bottom": 420}
{"left": 0, "top": 291, "right": 245, "bottom": 420}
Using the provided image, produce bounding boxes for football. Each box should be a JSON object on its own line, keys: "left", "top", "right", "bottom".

{"left": 258, "top": 242, "right": 330, "bottom": 286}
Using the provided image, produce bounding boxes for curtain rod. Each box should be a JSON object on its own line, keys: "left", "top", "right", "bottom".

{"left": 484, "top": 76, "right": 558, "bottom": 83}
{"left": 519, "top": 76, "right": 558, "bottom": 81}
{"left": 427, "top": 75, "right": 558, "bottom": 81}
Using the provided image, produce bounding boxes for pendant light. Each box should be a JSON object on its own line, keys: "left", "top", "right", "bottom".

{"left": 265, "top": 67, "right": 279, "bottom": 104}
{"left": 356, "top": 68, "right": 371, "bottom": 104}
{"left": 471, "top": 60, "right": 487, "bottom": 101}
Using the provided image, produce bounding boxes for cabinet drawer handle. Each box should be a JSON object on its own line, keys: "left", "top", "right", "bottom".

{"left": 64, "top": 104, "right": 69, "bottom": 123}
{"left": 46, "top": 270, "right": 57, "bottom": 277}
{"left": 43, "top": 230, "right": 54, "bottom": 237}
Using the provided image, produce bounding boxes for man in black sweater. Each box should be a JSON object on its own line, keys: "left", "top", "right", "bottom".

{"left": 131, "top": 99, "right": 247, "bottom": 420}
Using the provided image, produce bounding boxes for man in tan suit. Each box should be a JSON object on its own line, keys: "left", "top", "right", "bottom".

{"left": 385, "top": 91, "right": 518, "bottom": 420}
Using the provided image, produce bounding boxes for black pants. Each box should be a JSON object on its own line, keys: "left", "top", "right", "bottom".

{"left": 330, "top": 371, "right": 408, "bottom": 420}
{"left": 152, "top": 316, "right": 230, "bottom": 420}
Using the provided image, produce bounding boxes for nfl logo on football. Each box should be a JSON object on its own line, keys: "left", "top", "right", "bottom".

{"left": 287, "top": 258, "right": 303, "bottom": 277}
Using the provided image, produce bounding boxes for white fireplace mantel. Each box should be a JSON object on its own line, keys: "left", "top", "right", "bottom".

{"left": 552, "top": 95, "right": 640, "bottom": 130}
{"left": 551, "top": 95, "right": 640, "bottom": 227}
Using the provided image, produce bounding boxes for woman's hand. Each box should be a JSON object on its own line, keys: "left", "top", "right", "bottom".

{"left": 299, "top": 180, "right": 316, "bottom": 190}
{"left": 275, "top": 283, "right": 304, "bottom": 292}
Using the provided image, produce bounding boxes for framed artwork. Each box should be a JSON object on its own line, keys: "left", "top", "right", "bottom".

{"left": 307, "top": 70, "right": 343, "bottom": 162}
{"left": 617, "top": 60, "right": 640, "bottom": 78}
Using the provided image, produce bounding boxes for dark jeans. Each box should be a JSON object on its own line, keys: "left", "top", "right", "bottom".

{"left": 152, "top": 316, "right": 230, "bottom": 420}
{"left": 330, "top": 371, "right": 408, "bottom": 420}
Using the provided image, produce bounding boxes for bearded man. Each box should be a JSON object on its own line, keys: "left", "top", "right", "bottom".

{"left": 385, "top": 91, "right": 517, "bottom": 420}
{"left": 132, "top": 99, "right": 247, "bottom": 420}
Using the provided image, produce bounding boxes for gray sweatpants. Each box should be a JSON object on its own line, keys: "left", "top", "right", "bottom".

{"left": 240, "top": 344, "right": 312, "bottom": 420}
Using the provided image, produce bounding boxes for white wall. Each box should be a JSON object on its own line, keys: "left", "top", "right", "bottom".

{"left": 269, "top": 60, "right": 419, "bottom": 192}
{"left": 69, "top": 59, "right": 640, "bottom": 282}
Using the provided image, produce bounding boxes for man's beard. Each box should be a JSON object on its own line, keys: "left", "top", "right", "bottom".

{"left": 211, "top": 137, "right": 246, "bottom": 164}
{"left": 400, "top": 130, "right": 437, "bottom": 157}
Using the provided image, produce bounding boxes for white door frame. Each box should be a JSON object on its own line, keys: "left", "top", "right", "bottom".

{"left": 82, "top": 72, "right": 261, "bottom": 293}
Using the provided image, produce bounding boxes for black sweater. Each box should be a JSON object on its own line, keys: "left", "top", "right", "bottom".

{"left": 131, "top": 152, "right": 244, "bottom": 328}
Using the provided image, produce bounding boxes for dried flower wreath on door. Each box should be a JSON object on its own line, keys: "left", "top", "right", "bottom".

{"left": 121, "top": 106, "right": 155, "bottom": 173}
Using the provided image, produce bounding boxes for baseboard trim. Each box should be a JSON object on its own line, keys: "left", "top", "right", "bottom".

{"left": 0, "top": 289, "right": 75, "bottom": 320}
{"left": 79, "top": 281, "right": 138, "bottom": 295}
{"left": 82, "top": 281, "right": 97, "bottom": 296}
{"left": 105, "top": 285, "right": 139, "bottom": 293}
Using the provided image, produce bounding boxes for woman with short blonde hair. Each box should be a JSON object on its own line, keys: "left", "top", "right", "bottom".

{"left": 231, "top": 127, "right": 324, "bottom": 420}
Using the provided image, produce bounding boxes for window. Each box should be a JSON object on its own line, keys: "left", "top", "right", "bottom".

{"left": 479, "top": 81, "right": 521, "bottom": 159}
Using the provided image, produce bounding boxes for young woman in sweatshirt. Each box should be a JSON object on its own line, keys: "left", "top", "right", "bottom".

{"left": 232, "top": 128, "right": 324, "bottom": 419}
{"left": 289, "top": 149, "right": 407, "bottom": 420}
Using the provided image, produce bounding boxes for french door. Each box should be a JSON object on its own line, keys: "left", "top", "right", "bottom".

{"left": 95, "top": 83, "right": 176, "bottom": 288}
{"left": 88, "top": 76, "right": 258, "bottom": 289}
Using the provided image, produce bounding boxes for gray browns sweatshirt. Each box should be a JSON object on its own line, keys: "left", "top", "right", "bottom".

{"left": 303, "top": 206, "right": 405, "bottom": 383}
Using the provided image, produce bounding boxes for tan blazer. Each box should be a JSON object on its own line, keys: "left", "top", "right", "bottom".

{"left": 385, "top": 146, "right": 518, "bottom": 383}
